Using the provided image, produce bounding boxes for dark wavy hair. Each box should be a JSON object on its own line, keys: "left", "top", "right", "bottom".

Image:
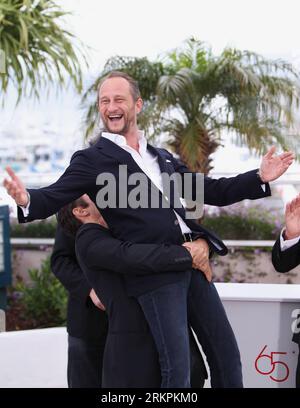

{"left": 57, "top": 197, "right": 89, "bottom": 236}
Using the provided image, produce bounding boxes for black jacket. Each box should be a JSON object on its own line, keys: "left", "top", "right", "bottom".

{"left": 19, "top": 138, "right": 270, "bottom": 295}
{"left": 51, "top": 225, "right": 108, "bottom": 343}
{"left": 272, "top": 236, "right": 300, "bottom": 273}
{"left": 75, "top": 222, "right": 208, "bottom": 387}
{"left": 52, "top": 223, "right": 207, "bottom": 387}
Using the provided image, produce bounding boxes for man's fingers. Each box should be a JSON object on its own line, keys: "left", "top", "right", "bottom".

{"left": 3, "top": 179, "right": 19, "bottom": 198}
{"left": 3, "top": 178, "right": 12, "bottom": 191}
{"left": 193, "top": 258, "right": 212, "bottom": 282}
{"left": 201, "top": 263, "right": 212, "bottom": 282}
{"left": 286, "top": 194, "right": 300, "bottom": 215}
{"left": 293, "top": 196, "right": 300, "bottom": 215}
{"left": 96, "top": 301, "right": 106, "bottom": 311}
{"left": 5, "top": 166, "right": 19, "bottom": 182}
{"left": 281, "top": 156, "right": 294, "bottom": 164}
{"left": 278, "top": 152, "right": 294, "bottom": 161}
{"left": 281, "top": 158, "right": 294, "bottom": 168}
{"left": 264, "top": 146, "right": 276, "bottom": 159}
{"left": 182, "top": 243, "right": 191, "bottom": 249}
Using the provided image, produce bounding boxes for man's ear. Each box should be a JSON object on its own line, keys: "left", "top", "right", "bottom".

{"left": 72, "top": 207, "right": 80, "bottom": 220}
{"left": 72, "top": 206, "right": 88, "bottom": 220}
{"left": 136, "top": 97, "right": 143, "bottom": 114}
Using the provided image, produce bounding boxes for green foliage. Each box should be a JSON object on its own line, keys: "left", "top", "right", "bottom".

{"left": 10, "top": 218, "right": 57, "bottom": 238}
{"left": 16, "top": 256, "right": 67, "bottom": 327}
{"left": 8, "top": 206, "right": 282, "bottom": 240}
{"left": 202, "top": 205, "right": 283, "bottom": 240}
{"left": 0, "top": 0, "right": 87, "bottom": 102}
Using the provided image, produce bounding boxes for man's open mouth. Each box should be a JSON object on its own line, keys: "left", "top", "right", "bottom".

{"left": 108, "top": 114, "right": 123, "bottom": 123}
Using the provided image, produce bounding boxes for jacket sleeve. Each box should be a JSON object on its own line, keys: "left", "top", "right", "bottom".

{"left": 18, "top": 150, "right": 96, "bottom": 223}
{"left": 75, "top": 223, "right": 193, "bottom": 275}
{"left": 51, "top": 225, "right": 91, "bottom": 302}
{"left": 272, "top": 236, "right": 300, "bottom": 273}
{"left": 165, "top": 151, "right": 271, "bottom": 205}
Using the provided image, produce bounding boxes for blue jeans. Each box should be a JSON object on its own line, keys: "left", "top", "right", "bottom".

{"left": 138, "top": 269, "right": 243, "bottom": 388}
{"left": 67, "top": 335, "right": 105, "bottom": 388}
{"left": 137, "top": 271, "right": 192, "bottom": 388}
{"left": 187, "top": 270, "right": 243, "bottom": 388}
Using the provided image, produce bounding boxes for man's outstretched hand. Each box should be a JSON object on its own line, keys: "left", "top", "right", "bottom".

{"left": 284, "top": 194, "right": 300, "bottom": 240}
{"left": 183, "top": 238, "right": 212, "bottom": 282}
{"left": 259, "top": 146, "right": 294, "bottom": 183}
{"left": 3, "top": 166, "right": 29, "bottom": 207}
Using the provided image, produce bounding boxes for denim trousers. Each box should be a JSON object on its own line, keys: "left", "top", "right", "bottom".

{"left": 187, "top": 270, "right": 243, "bottom": 388}
{"left": 137, "top": 269, "right": 243, "bottom": 388}
{"left": 137, "top": 271, "right": 192, "bottom": 388}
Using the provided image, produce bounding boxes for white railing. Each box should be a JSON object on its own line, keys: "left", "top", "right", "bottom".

{"left": 10, "top": 238, "right": 275, "bottom": 248}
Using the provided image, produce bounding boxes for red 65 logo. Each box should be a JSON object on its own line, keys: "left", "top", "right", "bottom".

{"left": 254, "top": 345, "right": 289, "bottom": 382}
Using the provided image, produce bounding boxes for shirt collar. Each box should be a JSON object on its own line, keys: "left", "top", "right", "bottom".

{"left": 102, "top": 131, "right": 147, "bottom": 153}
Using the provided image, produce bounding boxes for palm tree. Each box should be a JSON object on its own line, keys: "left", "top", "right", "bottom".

{"left": 82, "top": 39, "right": 300, "bottom": 174}
{"left": 158, "top": 39, "right": 300, "bottom": 173}
{"left": 0, "top": 0, "right": 87, "bottom": 102}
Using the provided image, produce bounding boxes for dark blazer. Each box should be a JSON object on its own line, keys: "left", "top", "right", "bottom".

{"left": 272, "top": 236, "right": 300, "bottom": 273}
{"left": 75, "top": 222, "right": 207, "bottom": 388}
{"left": 272, "top": 236, "right": 300, "bottom": 344}
{"left": 50, "top": 225, "right": 108, "bottom": 343}
{"left": 18, "top": 138, "right": 270, "bottom": 295}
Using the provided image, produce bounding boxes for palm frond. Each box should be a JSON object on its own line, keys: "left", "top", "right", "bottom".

{"left": 0, "top": 0, "right": 88, "bottom": 102}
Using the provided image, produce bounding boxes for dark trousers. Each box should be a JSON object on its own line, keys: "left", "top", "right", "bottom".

{"left": 100, "top": 269, "right": 207, "bottom": 388}
{"left": 187, "top": 270, "right": 243, "bottom": 388}
{"left": 138, "top": 269, "right": 243, "bottom": 388}
{"left": 137, "top": 271, "right": 192, "bottom": 388}
{"left": 67, "top": 335, "right": 105, "bottom": 388}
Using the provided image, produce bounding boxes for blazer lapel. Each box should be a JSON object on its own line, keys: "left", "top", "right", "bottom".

{"left": 148, "top": 144, "right": 186, "bottom": 220}
{"left": 96, "top": 137, "right": 186, "bottom": 219}
{"left": 95, "top": 136, "right": 144, "bottom": 174}
{"left": 147, "top": 144, "right": 173, "bottom": 177}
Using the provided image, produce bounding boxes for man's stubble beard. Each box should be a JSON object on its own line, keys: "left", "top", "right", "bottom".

{"left": 101, "top": 113, "right": 133, "bottom": 136}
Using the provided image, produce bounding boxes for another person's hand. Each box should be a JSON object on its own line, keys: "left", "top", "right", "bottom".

{"left": 3, "top": 166, "right": 29, "bottom": 206}
{"left": 259, "top": 146, "right": 294, "bottom": 183}
{"left": 284, "top": 194, "right": 300, "bottom": 240}
{"left": 183, "top": 238, "right": 212, "bottom": 282}
{"left": 89, "top": 288, "right": 106, "bottom": 311}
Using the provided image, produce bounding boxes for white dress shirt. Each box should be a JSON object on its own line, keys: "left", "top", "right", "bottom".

{"left": 280, "top": 228, "right": 300, "bottom": 251}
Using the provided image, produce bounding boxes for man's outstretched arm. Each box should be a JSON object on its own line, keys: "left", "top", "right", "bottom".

{"left": 4, "top": 150, "right": 95, "bottom": 222}
{"left": 165, "top": 146, "right": 294, "bottom": 206}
